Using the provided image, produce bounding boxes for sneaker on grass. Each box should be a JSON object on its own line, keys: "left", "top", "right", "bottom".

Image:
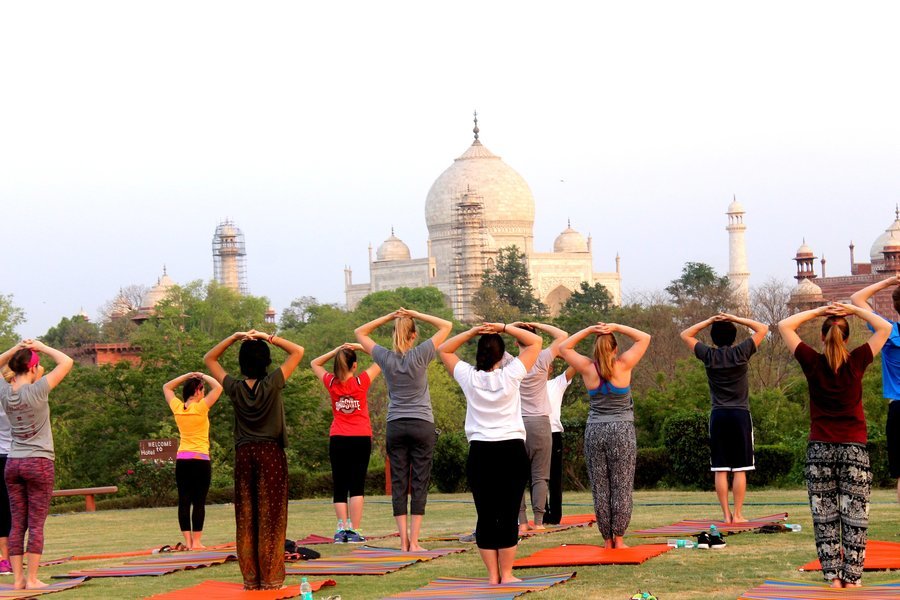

{"left": 696, "top": 532, "right": 711, "bottom": 549}
{"left": 0, "top": 559, "right": 10, "bottom": 574}
{"left": 708, "top": 532, "right": 727, "bottom": 549}
{"left": 333, "top": 530, "right": 347, "bottom": 544}
{"left": 344, "top": 530, "right": 366, "bottom": 544}
{"left": 458, "top": 531, "right": 476, "bottom": 543}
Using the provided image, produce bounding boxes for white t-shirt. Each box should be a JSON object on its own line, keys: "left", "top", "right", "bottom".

{"left": 546, "top": 373, "right": 572, "bottom": 433}
{"left": 453, "top": 358, "right": 528, "bottom": 443}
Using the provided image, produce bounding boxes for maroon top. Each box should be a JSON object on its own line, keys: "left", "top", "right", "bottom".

{"left": 794, "top": 342, "right": 873, "bottom": 444}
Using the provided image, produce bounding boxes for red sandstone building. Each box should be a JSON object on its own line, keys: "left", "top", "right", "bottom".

{"left": 790, "top": 208, "right": 900, "bottom": 319}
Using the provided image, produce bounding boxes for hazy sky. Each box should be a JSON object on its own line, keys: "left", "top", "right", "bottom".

{"left": 3, "top": 1, "right": 900, "bottom": 338}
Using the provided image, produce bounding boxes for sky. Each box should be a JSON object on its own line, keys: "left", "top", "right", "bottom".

{"left": 3, "top": 1, "right": 900, "bottom": 338}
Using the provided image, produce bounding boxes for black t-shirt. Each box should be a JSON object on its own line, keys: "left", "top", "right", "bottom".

{"left": 223, "top": 368, "right": 287, "bottom": 448}
{"left": 694, "top": 337, "right": 757, "bottom": 410}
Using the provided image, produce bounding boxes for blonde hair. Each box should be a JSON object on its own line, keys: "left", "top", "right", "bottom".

{"left": 1, "top": 366, "right": 13, "bottom": 383}
{"left": 592, "top": 333, "right": 618, "bottom": 381}
{"left": 392, "top": 316, "right": 416, "bottom": 355}
{"left": 822, "top": 316, "right": 850, "bottom": 374}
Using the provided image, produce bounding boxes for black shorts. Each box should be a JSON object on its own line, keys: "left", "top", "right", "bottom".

{"left": 888, "top": 401, "right": 900, "bottom": 478}
{"left": 709, "top": 408, "right": 755, "bottom": 472}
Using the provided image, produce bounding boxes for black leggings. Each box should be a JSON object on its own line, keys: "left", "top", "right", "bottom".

{"left": 467, "top": 439, "right": 529, "bottom": 550}
{"left": 175, "top": 459, "right": 211, "bottom": 532}
{"left": 0, "top": 455, "right": 9, "bottom": 537}
{"left": 544, "top": 432, "right": 564, "bottom": 525}
{"left": 329, "top": 436, "right": 372, "bottom": 503}
{"left": 386, "top": 419, "right": 436, "bottom": 516}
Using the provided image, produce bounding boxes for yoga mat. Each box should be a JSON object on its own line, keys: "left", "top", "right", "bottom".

{"left": 513, "top": 543, "right": 672, "bottom": 568}
{"left": 527, "top": 514, "right": 596, "bottom": 527}
{"left": 146, "top": 578, "right": 337, "bottom": 599}
{"left": 285, "top": 546, "right": 467, "bottom": 576}
{"left": 0, "top": 578, "right": 87, "bottom": 599}
{"left": 385, "top": 571, "right": 576, "bottom": 599}
{"left": 37, "top": 557, "right": 72, "bottom": 567}
{"left": 633, "top": 512, "right": 789, "bottom": 536}
{"left": 799, "top": 540, "right": 900, "bottom": 572}
{"left": 738, "top": 579, "right": 900, "bottom": 599}
{"left": 295, "top": 531, "right": 400, "bottom": 545}
{"left": 519, "top": 521, "right": 595, "bottom": 538}
{"left": 54, "top": 551, "right": 235, "bottom": 578}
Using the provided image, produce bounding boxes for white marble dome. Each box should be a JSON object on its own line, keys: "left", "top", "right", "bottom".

{"left": 791, "top": 278, "right": 823, "bottom": 299}
{"left": 142, "top": 270, "right": 176, "bottom": 308}
{"left": 424, "top": 140, "right": 535, "bottom": 235}
{"left": 554, "top": 223, "right": 588, "bottom": 253}
{"left": 727, "top": 198, "right": 745, "bottom": 214}
{"left": 796, "top": 240, "right": 814, "bottom": 257}
{"left": 376, "top": 231, "right": 411, "bottom": 262}
{"left": 871, "top": 214, "right": 900, "bottom": 261}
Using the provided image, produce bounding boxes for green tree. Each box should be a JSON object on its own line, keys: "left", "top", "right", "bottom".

{"left": 476, "top": 246, "right": 545, "bottom": 320}
{"left": 42, "top": 315, "right": 101, "bottom": 348}
{"left": 665, "top": 262, "right": 735, "bottom": 325}
{"left": 0, "top": 294, "right": 25, "bottom": 348}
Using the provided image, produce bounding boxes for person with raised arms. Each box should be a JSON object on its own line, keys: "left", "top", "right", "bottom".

{"left": 559, "top": 322, "right": 650, "bottom": 549}
{"left": 355, "top": 308, "right": 451, "bottom": 552}
{"left": 0, "top": 339, "right": 73, "bottom": 590}
{"left": 204, "top": 330, "right": 303, "bottom": 591}
{"left": 544, "top": 362, "right": 576, "bottom": 526}
{"left": 850, "top": 275, "right": 900, "bottom": 505}
{"left": 162, "top": 371, "right": 223, "bottom": 550}
{"left": 680, "top": 313, "right": 768, "bottom": 526}
{"left": 778, "top": 303, "right": 890, "bottom": 588}
{"left": 310, "top": 343, "right": 381, "bottom": 544}
{"left": 437, "top": 322, "right": 541, "bottom": 585}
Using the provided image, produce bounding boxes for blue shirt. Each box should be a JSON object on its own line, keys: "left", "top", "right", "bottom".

{"left": 869, "top": 318, "right": 900, "bottom": 401}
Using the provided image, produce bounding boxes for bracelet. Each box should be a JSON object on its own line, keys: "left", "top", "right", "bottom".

{"left": 502, "top": 324, "right": 506, "bottom": 332}
{"left": 268, "top": 334, "right": 276, "bottom": 343}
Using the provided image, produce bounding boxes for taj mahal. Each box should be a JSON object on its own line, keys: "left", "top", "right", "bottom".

{"left": 343, "top": 115, "right": 623, "bottom": 321}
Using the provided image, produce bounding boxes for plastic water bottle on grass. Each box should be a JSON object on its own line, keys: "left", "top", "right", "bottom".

{"left": 300, "top": 576, "right": 313, "bottom": 600}
{"left": 785, "top": 523, "right": 802, "bottom": 532}
{"left": 666, "top": 539, "right": 695, "bottom": 548}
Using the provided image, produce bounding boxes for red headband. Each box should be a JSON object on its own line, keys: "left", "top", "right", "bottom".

{"left": 27, "top": 351, "right": 40, "bottom": 370}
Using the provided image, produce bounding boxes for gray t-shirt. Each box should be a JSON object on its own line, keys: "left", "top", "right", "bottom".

{"left": 694, "top": 337, "right": 757, "bottom": 410}
{"left": 0, "top": 402, "right": 11, "bottom": 455}
{"left": 372, "top": 340, "right": 436, "bottom": 423}
{"left": 0, "top": 378, "right": 54, "bottom": 459}
{"left": 514, "top": 348, "right": 553, "bottom": 417}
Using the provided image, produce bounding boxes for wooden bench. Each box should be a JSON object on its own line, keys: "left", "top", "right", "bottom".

{"left": 52, "top": 486, "right": 118, "bottom": 512}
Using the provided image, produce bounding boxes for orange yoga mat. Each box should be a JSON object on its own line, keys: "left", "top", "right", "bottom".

{"left": 528, "top": 514, "right": 596, "bottom": 527}
{"left": 146, "top": 579, "right": 336, "bottom": 599}
{"left": 513, "top": 543, "right": 672, "bottom": 568}
{"left": 799, "top": 540, "right": 900, "bottom": 572}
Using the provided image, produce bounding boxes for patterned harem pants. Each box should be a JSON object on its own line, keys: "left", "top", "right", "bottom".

{"left": 805, "top": 442, "right": 872, "bottom": 584}
{"left": 584, "top": 421, "right": 636, "bottom": 539}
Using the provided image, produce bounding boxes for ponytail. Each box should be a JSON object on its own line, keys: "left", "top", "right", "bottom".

{"left": 334, "top": 347, "right": 357, "bottom": 380}
{"left": 821, "top": 316, "right": 850, "bottom": 373}
{"left": 392, "top": 317, "right": 416, "bottom": 355}
{"left": 592, "top": 333, "right": 618, "bottom": 381}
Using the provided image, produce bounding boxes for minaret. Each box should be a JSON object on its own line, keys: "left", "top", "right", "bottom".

{"left": 726, "top": 196, "right": 750, "bottom": 307}
{"left": 212, "top": 219, "right": 248, "bottom": 294}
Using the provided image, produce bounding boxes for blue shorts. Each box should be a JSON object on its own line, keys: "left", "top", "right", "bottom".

{"left": 709, "top": 408, "right": 755, "bottom": 472}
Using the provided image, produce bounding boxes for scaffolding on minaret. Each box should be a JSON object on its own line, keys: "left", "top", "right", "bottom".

{"left": 212, "top": 219, "right": 248, "bottom": 294}
{"left": 726, "top": 196, "right": 750, "bottom": 309}
{"left": 451, "top": 187, "right": 487, "bottom": 322}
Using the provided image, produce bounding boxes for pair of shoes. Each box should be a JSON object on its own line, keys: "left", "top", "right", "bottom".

{"left": 333, "top": 530, "right": 347, "bottom": 544}
{"left": 344, "top": 530, "right": 366, "bottom": 544}
{"left": 696, "top": 531, "right": 727, "bottom": 549}
{"left": 458, "top": 531, "right": 476, "bottom": 543}
{"left": 0, "top": 559, "right": 11, "bottom": 575}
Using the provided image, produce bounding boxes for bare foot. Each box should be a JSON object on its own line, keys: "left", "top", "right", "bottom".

{"left": 25, "top": 580, "right": 48, "bottom": 590}
{"left": 731, "top": 515, "right": 748, "bottom": 524}
{"left": 533, "top": 524, "right": 546, "bottom": 530}
{"left": 614, "top": 536, "right": 629, "bottom": 549}
{"left": 829, "top": 579, "right": 844, "bottom": 589}
{"left": 500, "top": 575, "right": 522, "bottom": 584}
{"left": 603, "top": 539, "right": 615, "bottom": 550}
{"left": 13, "top": 582, "right": 25, "bottom": 591}
{"left": 192, "top": 544, "right": 207, "bottom": 550}
{"left": 408, "top": 544, "right": 429, "bottom": 552}
{"left": 844, "top": 581, "right": 861, "bottom": 588}
{"left": 518, "top": 524, "right": 532, "bottom": 535}
{"left": 488, "top": 576, "right": 500, "bottom": 585}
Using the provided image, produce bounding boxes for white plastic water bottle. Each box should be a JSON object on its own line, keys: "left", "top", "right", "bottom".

{"left": 300, "top": 576, "right": 313, "bottom": 600}
{"left": 785, "top": 523, "right": 802, "bottom": 532}
{"left": 666, "top": 539, "right": 695, "bottom": 548}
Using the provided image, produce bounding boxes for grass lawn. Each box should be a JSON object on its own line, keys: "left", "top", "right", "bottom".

{"left": 27, "top": 489, "right": 900, "bottom": 599}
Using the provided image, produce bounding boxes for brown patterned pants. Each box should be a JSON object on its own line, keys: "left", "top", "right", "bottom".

{"left": 234, "top": 441, "right": 288, "bottom": 590}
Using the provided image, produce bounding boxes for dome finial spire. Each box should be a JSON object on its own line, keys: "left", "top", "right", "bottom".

{"left": 567, "top": 218, "right": 571, "bottom": 228}
{"left": 895, "top": 203, "right": 898, "bottom": 220}
{"left": 391, "top": 225, "right": 395, "bottom": 236}
{"left": 472, "top": 110, "right": 479, "bottom": 142}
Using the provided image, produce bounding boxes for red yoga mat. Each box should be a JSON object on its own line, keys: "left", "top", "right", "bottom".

{"left": 513, "top": 544, "right": 672, "bottom": 568}
{"left": 799, "top": 540, "right": 900, "bottom": 572}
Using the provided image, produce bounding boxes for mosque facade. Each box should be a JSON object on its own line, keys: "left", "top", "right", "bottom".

{"left": 344, "top": 117, "right": 621, "bottom": 321}
{"left": 789, "top": 206, "right": 900, "bottom": 318}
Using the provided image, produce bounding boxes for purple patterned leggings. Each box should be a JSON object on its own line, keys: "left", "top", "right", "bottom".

{"left": 5, "top": 457, "right": 55, "bottom": 555}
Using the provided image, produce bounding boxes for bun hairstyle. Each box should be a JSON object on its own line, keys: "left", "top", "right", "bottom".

{"left": 710, "top": 321, "right": 737, "bottom": 347}
{"left": 334, "top": 347, "right": 357, "bottom": 380}
{"left": 238, "top": 339, "right": 272, "bottom": 380}
{"left": 182, "top": 377, "right": 204, "bottom": 402}
{"left": 392, "top": 316, "right": 417, "bottom": 355}
{"left": 475, "top": 333, "right": 505, "bottom": 372}
{"left": 8, "top": 348, "right": 36, "bottom": 375}
{"left": 821, "top": 315, "right": 850, "bottom": 373}
{"left": 592, "top": 333, "right": 618, "bottom": 381}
